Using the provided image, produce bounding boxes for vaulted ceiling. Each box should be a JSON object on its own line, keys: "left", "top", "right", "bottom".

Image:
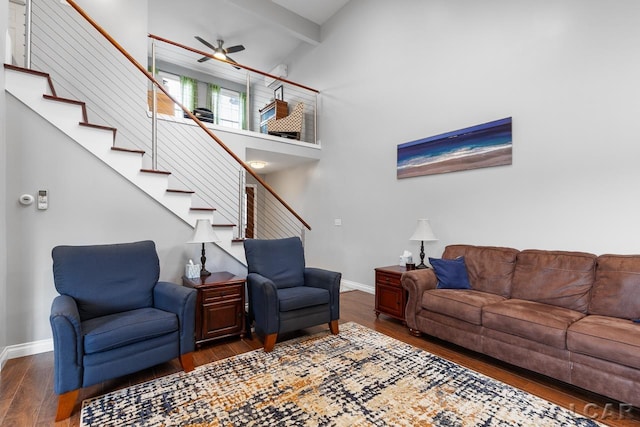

{"left": 148, "top": 0, "right": 350, "bottom": 73}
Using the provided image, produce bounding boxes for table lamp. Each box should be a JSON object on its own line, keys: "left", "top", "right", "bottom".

{"left": 188, "top": 219, "right": 220, "bottom": 277}
{"left": 409, "top": 218, "right": 438, "bottom": 269}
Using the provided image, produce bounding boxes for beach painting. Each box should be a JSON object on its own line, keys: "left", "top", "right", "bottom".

{"left": 397, "top": 117, "right": 512, "bottom": 179}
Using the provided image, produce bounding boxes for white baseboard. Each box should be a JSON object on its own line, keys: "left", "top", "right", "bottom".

{"left": 341, "top": 279, "right": 374, "bottom": 294}
{"left": 0, "top": 338, "right": 53, "bottom": 372}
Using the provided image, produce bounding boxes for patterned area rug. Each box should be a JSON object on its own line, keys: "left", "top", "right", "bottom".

{"left": 81, "top": 322, "right": 601, "bottom": 426}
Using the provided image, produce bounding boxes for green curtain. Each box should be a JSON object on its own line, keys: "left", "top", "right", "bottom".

{"left": 180, "top": 76, "right": 198, "bottom": 112}
{"left": 239, "top": 91, "right": 247, "bottom": 130}
{"left": 207, "top": 84, "right": 220, "bottom": 124}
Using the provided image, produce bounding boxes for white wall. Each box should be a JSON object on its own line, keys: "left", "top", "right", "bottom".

{"left": 74, "top": 0, "right": 148, "bottom": 63}
{"left": 284, "top": 0, "right": 640, "bottom": 288}
{"left": 1, "top": 0, "right": 9, "bottom": 356}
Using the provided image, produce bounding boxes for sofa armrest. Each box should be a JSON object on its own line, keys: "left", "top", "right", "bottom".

{"left": 247, "top": 273, "right": 280, "bottom": 335}
{"left": 304, "top": 267, "right": 341, "bottom": 321}
{"left": 154, "top": 281, "right": 197, "bottom": 355}
{"left": 402, "top": 269, "right": 438, "bottom": 330}
{"left": 49, "top": 295, "right": 83, "bottom": 394}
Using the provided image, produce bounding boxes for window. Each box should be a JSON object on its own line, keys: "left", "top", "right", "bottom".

{"left": 158, "top": 72, "right": 181, "bottom": 116}
{"left": 212, "top": 88, "right": 244, "bottom": 129}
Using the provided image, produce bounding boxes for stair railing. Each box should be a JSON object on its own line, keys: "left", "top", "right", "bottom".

{"left": 28, "top": 0, "right": 311, "bottom": 238}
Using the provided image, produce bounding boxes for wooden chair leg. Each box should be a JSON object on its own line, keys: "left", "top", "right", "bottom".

{"left": 329, "top": 320, "right": 339, "bottom": 335}
{"left": 55, "top": 389, "right": 79, "bottom": 422}
{"left": 180, "top": 352, "right": 195, "bottom": 372}
{"left": 264, "top": 333, "right": 277, "bottom": 352}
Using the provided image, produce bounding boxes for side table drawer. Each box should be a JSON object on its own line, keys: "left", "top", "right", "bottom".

{"left": 202, "top": 284, "right": 243, "bottom": 303}
{"left": 376, "top": 271, "right": 401, "bottom": 287}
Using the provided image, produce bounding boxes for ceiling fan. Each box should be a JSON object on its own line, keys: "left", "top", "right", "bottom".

{"left": 195, "top": 36, "right": 245, "bottom": 68}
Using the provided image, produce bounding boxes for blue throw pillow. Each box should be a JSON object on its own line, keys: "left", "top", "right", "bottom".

{"left": 429, "top": 256, "right": 472, "bottom": 290}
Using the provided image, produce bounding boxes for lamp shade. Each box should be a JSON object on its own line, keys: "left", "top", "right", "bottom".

{"left": 409, "top": 219, "right": 437, "bottom": 241}
{"left": 188, "top": 219, "right": 220, "bottom": 243}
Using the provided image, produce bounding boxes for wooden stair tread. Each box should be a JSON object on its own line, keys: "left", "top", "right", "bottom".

{"left": 213, "top": 223, "right": 236, "bottom": 227}
{"left": 190, "top": 207, "right": 216, "bottom": 212}
{"left": 231, "top": 238, "right": 245, "bottom": 243}
{"left": 43, "top": 94, "right": 85, "bottom": 106}
{"left": 140, "top": 168, "right": 171, "bottom": 175}
{"left": 111, "top": 146, "right": 145, "bottom": 155}
{"left": 80, "top": 122, "right": 117, "bottom": 132}
{"left": 4, "top": 64, "right": 57, "bottom": 96}
{"left": 167, "top": 189, "right": 195, "bottom": 194}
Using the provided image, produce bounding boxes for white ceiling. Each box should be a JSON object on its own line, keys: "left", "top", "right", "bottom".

{"left": 271, "top": 0, "right": 351, "bottom": 25}
{"left": 149, "top": 0, "right": 350, "bottom": 73}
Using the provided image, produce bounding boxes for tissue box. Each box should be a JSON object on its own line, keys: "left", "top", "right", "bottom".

{"left": 185, "top": 263, "right": 201, "bottom": 279}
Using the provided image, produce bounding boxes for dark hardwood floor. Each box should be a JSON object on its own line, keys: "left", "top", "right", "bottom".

{"left": 1, "top": 290, "right": 638, "bottom": 426}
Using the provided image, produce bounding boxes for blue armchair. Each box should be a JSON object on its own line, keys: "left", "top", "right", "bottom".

{"left": 49, "top": 240, "right": 196, "bottom": 421}
{"left": 244, "top": 237, "right": 341, "bottom": 352}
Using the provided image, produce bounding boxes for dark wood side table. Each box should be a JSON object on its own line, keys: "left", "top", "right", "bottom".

{"left": 374, "top": 265, "right": 408, "bottom": 323}
{"left": 183, "top": 272, "right": 246, "bottom": 347}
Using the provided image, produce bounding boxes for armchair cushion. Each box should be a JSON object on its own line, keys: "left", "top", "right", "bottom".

{"left": 82, "top": 308, "right": 178, "bottom": 354}
{"left": 278, "top": 287, "right": 330, "bottom": 312}
{"left": 52, "top": 241, "right": 160, "bottom": 320}
{"left": 244, "top": 237, "right": 305, "bottom": 289}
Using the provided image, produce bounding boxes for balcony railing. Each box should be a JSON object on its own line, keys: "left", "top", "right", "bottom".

{"left": 148, "top": 34, "right": 320, "bottom": 145}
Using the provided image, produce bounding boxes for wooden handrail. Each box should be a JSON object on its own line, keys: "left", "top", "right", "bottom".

{"left": 64, "top": 0, "right": 311, "bottom": 231}
{"left": 148, "top": 34, "right": 319, "bottom": 94}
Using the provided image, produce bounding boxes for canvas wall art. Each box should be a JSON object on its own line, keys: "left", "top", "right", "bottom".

{"left": 397, "top": 117, "right": 512, "bottom": 179}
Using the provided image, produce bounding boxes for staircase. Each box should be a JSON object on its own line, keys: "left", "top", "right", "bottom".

{"left": 5, "top": 64, "right": 246, "bottom": 265}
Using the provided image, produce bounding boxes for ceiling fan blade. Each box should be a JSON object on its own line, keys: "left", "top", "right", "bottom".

{"left": 226, "top": 56, "right": 242, "bottom": 70}
{"left": 197, "top": 56, "right": 211, "bottom": 63}
{"left": 194, "top": 36, "right": 217, "bottom": 51}
{"left": 225, "top": 45, "right": 245, "bottom": 54}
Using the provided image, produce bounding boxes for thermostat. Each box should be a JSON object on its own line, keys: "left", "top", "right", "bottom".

{"left": 37, "top": 190, "right": 48, "bottom": 210}
{"left": 19, "top": 194, "right": 34, "bottom": 206}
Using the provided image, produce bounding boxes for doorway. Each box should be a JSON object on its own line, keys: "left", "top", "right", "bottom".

{"left": 245, "top": 185, "right": 257, "bottom": 238}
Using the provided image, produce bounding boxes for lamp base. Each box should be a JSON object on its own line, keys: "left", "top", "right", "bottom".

{"left": 200, "top": 242, "right": 211, "bottom": 277}
{"left": 416, "top": 241, "right": 428, "bottom": 269}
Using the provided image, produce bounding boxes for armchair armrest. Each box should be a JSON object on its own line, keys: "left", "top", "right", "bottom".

{"left": 402, "top": 269, "right": 437, "bottom": 330}
{"left": 49, "top": 295, "right": 83, "bottom": 394}
{"left": 304, "top": 268, "right": 341, "bottom": 320}
{"left": 154, "top": 281, "right": 197, "bottom": 355}
{"left": 247, "top": 273, "right": 279, "bottom": 335}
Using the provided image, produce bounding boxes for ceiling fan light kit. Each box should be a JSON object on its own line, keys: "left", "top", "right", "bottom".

{"left": 195, "top": 36, "right": 245, "bottom": 67}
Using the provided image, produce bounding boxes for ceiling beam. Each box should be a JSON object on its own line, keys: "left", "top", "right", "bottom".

{"left": 226, "top": 0, "right": 321, "bottom": 46}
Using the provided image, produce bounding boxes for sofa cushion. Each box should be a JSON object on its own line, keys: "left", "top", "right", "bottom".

{"left": 442, "top": 245, "right": 518, "bottom": 297}
{"left": 589, "top": 254, "right": 640, "bottom": 319}
{"left": 82, "top": 307, "right": 178, "bottom": 354}
{"left": 510, "top": 250, "right": 596, "bottom": 313}
{"left": 482, "top": 299, "right": 585, "bottom": 349}
{"left": 567, "top": 315, "right": 640, "bottom": 370}
{"left": 429, "top": 257, "right": 472, "bottom": 289}
{"left": 422, "top": 289, "right": 505, "bottom": 325}
{"left": 278, "top": 286, "right": 330, "bottom": 312}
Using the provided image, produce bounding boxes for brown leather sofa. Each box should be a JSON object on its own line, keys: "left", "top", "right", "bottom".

{"left": 401, "top": 244, "right": 640, "bottom": 407}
